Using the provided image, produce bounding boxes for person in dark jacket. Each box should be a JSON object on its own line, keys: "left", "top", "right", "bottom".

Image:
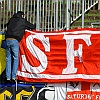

{"left": 5, "top": 11, "right": 36, "bottom": 84}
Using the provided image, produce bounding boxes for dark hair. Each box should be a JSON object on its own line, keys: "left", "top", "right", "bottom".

{"left": 16, "top": 11, "right": 24, "bottom": 18}
{"left": 17, "top": 11, "right": 24, "bottom": 15}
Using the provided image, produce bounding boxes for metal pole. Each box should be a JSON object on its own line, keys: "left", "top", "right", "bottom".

{"left": 66, "top": 0, "right": 70, "bottom": 30}
{"left": 18, "top": 0, "right": 21, "bottom": 11}
{"left": 55, "top": 0, "right": 58, "bottom": 31}
{"left": 98, "top": 0, "right": 100, "bottom": 10}
{"left": 36, "top": 0, "right": 40, "bottom": 30}
{"left": 0, "top": 0, "right": 3, "bottom": 3}
{"left": 42, "top": 0, "right": 44, "bottom": 32}
{"left": 82, "top": 0, "right": 84, "bottom": 28}
{"left": 9, "top": 0, "right": 11, "bottom": 11}
{"left": 16, "top": 0, "right": 18, "bottom": 13}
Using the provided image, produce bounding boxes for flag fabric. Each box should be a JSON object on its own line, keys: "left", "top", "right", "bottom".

{"left": 0, "top": 34, "right": 6, "bottom": 84}
{"left": 66, "top": 82, "right": 100, "bottom": 100}
{"left": 17, "top": 28, "right": 100, "bottom": 83}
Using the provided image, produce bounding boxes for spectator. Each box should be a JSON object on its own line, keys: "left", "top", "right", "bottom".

{"left": 5, "top": 11, "right": 36, "bottom": 84}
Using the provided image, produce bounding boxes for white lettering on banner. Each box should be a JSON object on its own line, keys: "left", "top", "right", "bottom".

{"left": 96, "top": 95, "right": 100, "bottom": 99}
{"left": 22, "top": 35, "right": 50, "bottom": 73}
{"left": 62, "top": 35, "right": 92, "bottom": 74}
{"left": 67, "top": 94, "right": 94, "bottom": 100}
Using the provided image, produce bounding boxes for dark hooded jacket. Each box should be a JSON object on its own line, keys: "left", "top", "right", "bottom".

{"left": 6, "top": 11, "right": 36, "bottom": 42}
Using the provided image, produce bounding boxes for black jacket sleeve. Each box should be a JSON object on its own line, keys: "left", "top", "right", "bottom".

{"left": 25, "top": 20, "right": 36, "bottom": 30}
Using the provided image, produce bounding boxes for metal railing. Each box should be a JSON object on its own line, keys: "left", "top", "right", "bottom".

{"left": 0, "top": 0, "right": 98, "bottom": 32}
{"left": 91, "top": 22, "right": 100, "bottom": 28}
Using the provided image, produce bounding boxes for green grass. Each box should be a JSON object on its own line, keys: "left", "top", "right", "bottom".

{"left": 76, "top": 20, "right": 100, "bottom": 22}
{"left": 85, "top": 14, "right": 100, "bottom": 16}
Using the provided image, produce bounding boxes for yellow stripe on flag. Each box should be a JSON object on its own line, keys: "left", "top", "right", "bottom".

{"left": 0, "top": 34, "right": 6, "bottom": 75}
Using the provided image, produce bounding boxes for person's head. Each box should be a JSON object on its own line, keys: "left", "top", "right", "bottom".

{"left": 16, "top": 11, "right": 25, "bottom": 18}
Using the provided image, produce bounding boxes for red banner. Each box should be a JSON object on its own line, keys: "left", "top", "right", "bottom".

{"left": 66, "top": 82, "right": 100, "bottom": 100}
{"left": 17, "top": 28, "right": 100, "bottom": 83}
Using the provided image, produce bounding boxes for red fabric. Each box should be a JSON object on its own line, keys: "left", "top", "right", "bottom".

{"left": 66, "top": 82, "right": 100, "bottom": 100}
{"left": 17, "top": 28, "right": 100, "bottom": 83}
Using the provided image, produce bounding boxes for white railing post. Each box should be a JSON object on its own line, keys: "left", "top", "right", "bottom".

{"left": 36, "top": 0, "right": 40, "bottom": 31}
{"left": 82, "top": 0, "right": 84, "bottom": 28}
{"left": 55, "top": 0, "right": 58, "bottom": 31}
{"left": 98, "top": 0, "right": 100, "bottom": 10}
{"left": 66, "top": 0, "right": 70, "bottom": 30}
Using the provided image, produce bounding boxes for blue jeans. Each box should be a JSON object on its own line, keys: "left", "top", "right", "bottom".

{"left": 6, "top": 39, "right": 19, "bottom": 79}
